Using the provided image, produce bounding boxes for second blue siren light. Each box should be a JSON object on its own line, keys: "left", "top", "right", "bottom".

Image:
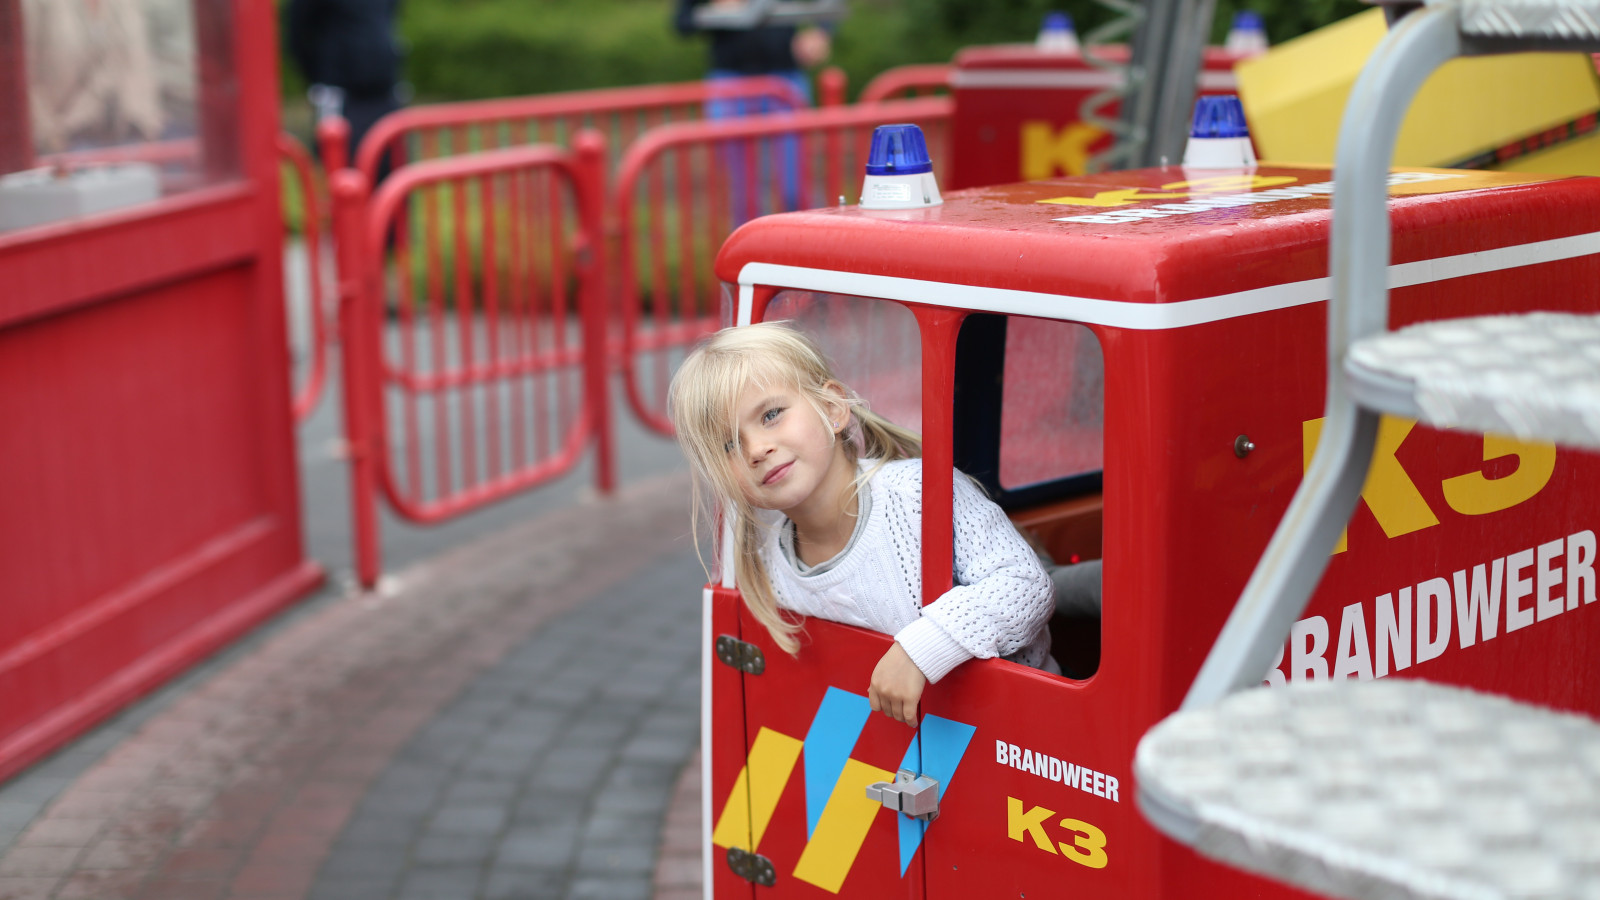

{"left": 1182, "top": 95, "right": 1257, "bottom": 170}
{"left": 1226, "top": 10, "right": 1270, "bottom": 56}
{"left": 1036, "top": 11, "right": 1080, "bottom": 52}
{"left": 860, "top": 124, "right": 943, "bottom": 210}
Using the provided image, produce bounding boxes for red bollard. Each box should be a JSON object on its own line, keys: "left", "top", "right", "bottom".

{"left": 819, "top": 66, "right": 847, "bottom": 108}
{"left": 574, "top": 130, "right": 616, "bottom": 496}
{"left": 316, "top": 115, "right": 351, "bottom": 174}
{"left": 329, "top": 167, "right": 382, "bottom": 587}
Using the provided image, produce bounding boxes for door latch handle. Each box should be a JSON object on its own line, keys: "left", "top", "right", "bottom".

{"left": 865, "top": 768, "right": 940, "bottom": 822}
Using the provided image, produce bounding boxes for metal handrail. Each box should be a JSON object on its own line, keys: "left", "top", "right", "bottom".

{"left": 1181, "top": 3, "right": 1467, "bottom": 709}
{"left": 353, "top": 77, "right": 810, "bottom": 185}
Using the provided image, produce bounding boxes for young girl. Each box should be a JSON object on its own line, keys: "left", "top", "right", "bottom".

{"left": 669, "top": 321, "right": 1056, "bottom": 728}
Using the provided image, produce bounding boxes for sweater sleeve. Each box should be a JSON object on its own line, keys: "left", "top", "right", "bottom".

{"left": 899, "top": 470, "right": 1053, "bottom": 681}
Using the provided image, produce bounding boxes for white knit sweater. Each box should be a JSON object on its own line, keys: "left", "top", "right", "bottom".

{"left": 759, "top": 459, "right": 1055, "bottom": 683}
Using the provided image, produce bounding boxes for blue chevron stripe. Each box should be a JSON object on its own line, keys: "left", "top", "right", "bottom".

{"left": 802, "top": 687, "right": 871, "bottom": 839}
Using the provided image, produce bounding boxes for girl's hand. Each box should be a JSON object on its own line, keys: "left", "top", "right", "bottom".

{"left": 869, "top": 643, "right": 927, "bottom": 728}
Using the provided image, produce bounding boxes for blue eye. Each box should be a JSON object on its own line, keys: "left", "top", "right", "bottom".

{"left": 762, "top": 407, "right": 784, "bottom": 424}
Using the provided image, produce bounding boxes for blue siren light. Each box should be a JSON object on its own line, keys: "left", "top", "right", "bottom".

{"left": 1041, "top": 11, "right": 1074, "bottom": 34}
{"left": 1190, "top": 95, "right": 1251, "bottom": 140}
{"left": 865, "top": 124, "right": 934, "bottom": 176}
{"left": 1233, "top": 10, "right": 1264, "bottom": 32}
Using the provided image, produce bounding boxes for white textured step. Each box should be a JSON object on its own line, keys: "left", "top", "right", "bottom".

{"left": 1462, "top": 0, "right": 1600, "bottom": 42}
{"left": 1345, "top": 312, "right": 1600, "bottom": 449}
{"left": 1137, "top": 679, "right": 1600, "bottom": 900}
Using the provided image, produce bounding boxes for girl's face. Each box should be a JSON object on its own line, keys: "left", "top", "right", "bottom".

{"left": 726, "top": 378, "right": 852, "bottom": 517}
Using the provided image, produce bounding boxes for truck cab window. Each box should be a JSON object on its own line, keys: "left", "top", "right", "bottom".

{"left": 955, "top": 314, "right": 1104, "bottom": 679}
{"left": 767, "top": 290, "right": 922, "bottom": 430}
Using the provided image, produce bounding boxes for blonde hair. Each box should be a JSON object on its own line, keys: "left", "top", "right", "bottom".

{"left": 669, "top": 322, "right": 922, "bottom": 654}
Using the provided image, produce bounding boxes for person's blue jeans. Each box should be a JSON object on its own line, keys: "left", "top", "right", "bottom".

{"left": 706, "top": 70, "right": 810, "bottom": 224}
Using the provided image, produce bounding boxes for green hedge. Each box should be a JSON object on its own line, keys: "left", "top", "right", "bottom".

{"left": 401, "top": 1, "right": 703, "bottom": 101}
{"left": 281, "top": 0, "right": 1365, "bottom": 107}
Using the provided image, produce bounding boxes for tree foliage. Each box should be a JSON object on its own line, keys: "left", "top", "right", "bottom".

{"left": 280, "top": 0, "right": 1371, "bottom": 105}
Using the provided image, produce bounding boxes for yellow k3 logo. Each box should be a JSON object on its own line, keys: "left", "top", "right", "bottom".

{"left": 1304, "top": 416, "right": 1556, "bottom": 554}
{"left": 1007, "top": 796, "right": 1109, "bottom": 869}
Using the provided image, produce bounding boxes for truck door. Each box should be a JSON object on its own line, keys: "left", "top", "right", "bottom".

{"left": 712, "top": 611, "right": 931, "bottom": 898}
{"left": 915, "top": 315, "right": 1159, "bottom": 899}
{"left": 707, "top": 293, "right": 928, "bottom": 898}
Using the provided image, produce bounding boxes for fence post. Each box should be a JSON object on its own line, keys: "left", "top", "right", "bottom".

{"left": 819, "top": 66, "right": 847, "bottom": 108}
{"left": 575, "top": 130, "right": 616, "bottom": 495}
{"left": 329, "top": 168, "right": 383, "bottom": 587}
{"left": 278, "top": 133, "right": 331, "bottom": 422}
{"left": 316, "top": 115, "right": 351, "bottom": 174}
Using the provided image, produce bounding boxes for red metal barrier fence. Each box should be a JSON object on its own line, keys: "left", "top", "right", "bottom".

{"left": 611, "top": 96, "right": 953, "bottom": 434}
{"left": 323, "top": 87, "right": 951, "bottom": 584}
{"left": 351, "top": 77, "right": 814, "bottom": 189}
{"left": 859, "top": 64, "right": 954, "bottom": 103}
{"left": 277, "top": 132, "right": 332, "bottom": 422}
{"left": 331, "top": 134, "right": 612, "bottom": 587}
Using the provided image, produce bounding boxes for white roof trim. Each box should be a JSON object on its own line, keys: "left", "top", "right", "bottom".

{"left": 735, "top": 230, "right": 1600, "bottom": 328}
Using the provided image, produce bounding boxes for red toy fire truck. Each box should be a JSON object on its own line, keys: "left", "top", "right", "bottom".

{"left": 696, "top": 141, "right": 1600, "bottom": 896}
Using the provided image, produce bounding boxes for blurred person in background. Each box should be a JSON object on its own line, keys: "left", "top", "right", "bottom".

{"left": 673, "top": 0, "right": 830, "bottom": 103}
{"left": 25, "top": 0, "right": 164, "bottom": 154}
{"left": 283, "top": 0, "right": 404, "bottom": 166}
{"left": 674, "top": 0, "right": 830, "bottom": 217}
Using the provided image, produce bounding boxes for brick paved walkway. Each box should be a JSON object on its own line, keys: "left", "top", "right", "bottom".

{"left": 0, "top": 472, "right": 708, "bottom": 900}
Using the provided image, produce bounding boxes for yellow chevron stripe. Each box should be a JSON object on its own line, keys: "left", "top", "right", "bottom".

{"left": 792, "top": 758, "right": 893, "bottom": 893}
{"left": 711, "top": 726, "right": 803, "bottom": 851}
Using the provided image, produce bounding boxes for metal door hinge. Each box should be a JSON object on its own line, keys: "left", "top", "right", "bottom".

{"left": 866, "top": 768, "right": 941, "bottom": 822}
{"left": 715, "top": 635, "right": 765, "bottom": 674}
{"left": 726, "top": 847, "right": 776, "bottom": 886}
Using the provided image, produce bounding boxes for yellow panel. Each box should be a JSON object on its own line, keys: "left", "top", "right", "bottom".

{"left": 711, "top": 767, "right": 752, "bottom": 850}
{"left": 1495, "top": 131, "right": 1600, "bottom": 177}
{"left": 792, "top": 758, "right": 894, "bottom": 894}
{"left": 710, "top": 726, "right": 802, "bottom": 851}
{"left": 1238, "top": 8, "right": 1600, "bottom": 167}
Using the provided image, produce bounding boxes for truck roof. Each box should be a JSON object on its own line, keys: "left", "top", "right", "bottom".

{"left": 715, "top": 166, "right": 1589, "bottom": 309}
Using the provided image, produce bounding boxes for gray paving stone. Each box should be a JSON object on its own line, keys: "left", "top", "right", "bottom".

{"left": 510, "top": 791, "right": 589, "bottom": 827}
{"left": 307, "top": 547, "right": 705, "bottom": 900}
{"left": 317, "top": 847, "right": 406, "bottom": 880}
{"left": 362, "top": 788, "right": 440, "bottom": 818}
{"left": 591, "top": 784, "right": 674, "bottom": 817}
{"left": 412, "top": 833, "right": 496, "bottom": 866}
{"left": 565, "top": 718, "right": 632, "bottom": 745}
{"left": 483, "top": 867, "right": 565, "bottom": 900}
{"left": 428, "top": 804, "right": 508, "bottom": 837}
{"left": 491, "top": 718, "right": 564, "bottom": 748}
{"left": 481, "top": 732, "right": 548, "bottom": 759}
{"left": 464, "top": 751, "right": 537, "bottom": 780}
{"left": 306, "top": 875, "right": 398, "bottom": 900}
{"left": 398, "top": 864, "right": 483, "bottom": 900}
{"left": 337, "top": 814, "right": 416, "bottom": 848}
{"left": 493, "top": 825, "right": 579, "bottom": 869}
{"left": 576, "top": 841, "right": 656, "bottom": 877}
{"left": 580, "top": 815, "right": 658, "bottom": 847}
{"left": 0, "top": 804, "right": 41, "bottom": 830}
{"left": 528, "top": 759, "right": 609, "bottom": 792}
{"left": 376, "top": 762, "right": 456, "bottom": 794}
{"left": 441, "top": 778, "right": 519, "bottom": 807}
{"left": 567, "top": 875, "right": 653, "bottom": 900}
{"left": 602, "top": 762, "right": 680, "bottom": 793}
{"left": 620, "top": 734, "right": 695, "bottom": 764}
